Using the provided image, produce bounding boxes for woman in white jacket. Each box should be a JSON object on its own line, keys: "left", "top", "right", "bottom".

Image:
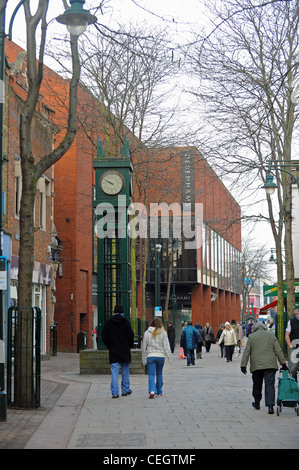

{"left": 142, "top": 317, "right": 172, "bottom": 398}
{"left": 218, "top": 322, "right": 237, "bottom": 362}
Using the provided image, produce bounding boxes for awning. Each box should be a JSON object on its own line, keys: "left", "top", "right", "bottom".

{"left": 260, "top": 300, "right": 278, "bottom": 313}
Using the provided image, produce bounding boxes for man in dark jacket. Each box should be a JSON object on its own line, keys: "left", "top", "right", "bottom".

{"left": 241, "top": 322, "right": 288, "bottom": 414}
{"left": 101, "top": 304, "right": 134, "bottom": 398}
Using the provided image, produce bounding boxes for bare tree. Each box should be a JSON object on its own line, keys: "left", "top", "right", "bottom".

{"left": 6, "top": 0, "right": 91, "bottom": 407}
{"left": 186, "top": 0, "right": 299, "bottom": 344}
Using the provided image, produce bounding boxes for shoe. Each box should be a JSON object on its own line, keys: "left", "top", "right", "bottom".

{"left": 112, "top": 395, "right": 119, "bottom": 399}
{"left": 157, "top": 394, "right": 163, "bottom": 397}
{"left": 268, "top": 406, "right": 274, "bottom": 414}
{"left": 252, "top": 402, "right": 260, "bottom": 410}
{"left": 122, "top": 390, "right": 132, "bottom": 396}
{"left": 149, "top": 391, "right": 155, "bottom": 399}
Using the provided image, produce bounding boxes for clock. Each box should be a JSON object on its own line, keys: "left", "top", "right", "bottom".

{"left": 100, "top": 171, "right": 124, "bottom": 195}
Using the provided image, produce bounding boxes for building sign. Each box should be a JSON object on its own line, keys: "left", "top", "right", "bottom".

{"left": 155, "top": 306, "right": 162, "bottom": 317}
{"left": 181, "top": 150, "right": 195, "bottom": 211}
{"left": 11, "top": 255, "right": 51, "bottom": 285}
{"left": 263, "top": 283, "right": 299, "bottom": 298}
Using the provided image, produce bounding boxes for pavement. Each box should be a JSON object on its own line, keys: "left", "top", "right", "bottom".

{"left": 0, "top": 344, "right": 298, "bottom": 454}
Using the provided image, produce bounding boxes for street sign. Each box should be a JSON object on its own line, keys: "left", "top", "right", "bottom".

{"left": 154, "top": 306, "right": 162, "bottom": 317}
{"left": 263, "top": 283, "right": 299, "bottom": 298}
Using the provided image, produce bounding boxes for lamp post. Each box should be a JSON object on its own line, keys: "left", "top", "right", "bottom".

{"left": 262, "top": 160, "right": 299, "bottom": 349}
{"left": 155, "top": 243, "right": 162, "bottom": 313}
{"left": 0, "top": 6, "right": 6, "bottom": 422}
{"left": 0, "top": 0, "right": 96, "bottom": 415}
{"left": 171, "top": 239, "right": 179, "bottom": 325}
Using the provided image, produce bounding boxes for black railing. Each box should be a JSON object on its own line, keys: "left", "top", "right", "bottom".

{"left": 7, "top": 306, "right": 41, "bottom": 408}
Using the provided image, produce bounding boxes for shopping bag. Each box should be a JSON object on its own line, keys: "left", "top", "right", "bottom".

{"left": 178, "top": 347, "right": 185, "bottom": 359}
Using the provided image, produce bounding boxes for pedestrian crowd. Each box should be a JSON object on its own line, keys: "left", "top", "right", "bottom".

{"left": 100, "top": 305, "right": 299, "bottom": 414}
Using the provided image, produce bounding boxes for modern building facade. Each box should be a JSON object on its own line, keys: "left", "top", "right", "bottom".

{"left": 135, "top": 147, "right": 241, "bottom": 337}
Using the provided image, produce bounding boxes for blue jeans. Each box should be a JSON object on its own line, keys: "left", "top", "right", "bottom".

{"left": 147, "top": 357, "right": 165, "bottom": 394}
{"left": 110, "top": 362, "right": 131, "bottom": 397}
{"left": 186, "top": 348, "right": 195, "bottom": 365}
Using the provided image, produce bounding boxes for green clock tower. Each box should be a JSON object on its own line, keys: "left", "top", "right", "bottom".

{"left": 93, "top": 137, "right": 133, "bottom": 349}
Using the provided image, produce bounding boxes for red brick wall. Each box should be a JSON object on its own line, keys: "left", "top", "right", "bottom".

{"left": 5, "top": 42, "right": 55, "bottom": 353}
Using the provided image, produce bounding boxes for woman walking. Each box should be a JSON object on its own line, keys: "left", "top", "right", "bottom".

{"left": 142, "top": 318, "right": 172, "bottom": 398}
{"left": 217, "top": 322, "right": 237, "bottom": 362}
{"left": 204, "top": 322, "right": 214, "bottom": 352}
{"left": 216, "top": 324, "right": 225, "bottom": 358}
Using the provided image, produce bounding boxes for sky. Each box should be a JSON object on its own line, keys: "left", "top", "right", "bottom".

{"left": 4, "top": 0, "right": 279, "bottom": 282}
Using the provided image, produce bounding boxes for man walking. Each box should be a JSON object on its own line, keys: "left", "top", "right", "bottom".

{"left": 241, "top": 322, "right": 288, "bottom": 414}
{"left": 180, "top": 320, "right": 200, "bottom": 366}
{"left": 101, "top": 304, "right": 134, "bottom": 398}
{"left": 285, "top": 308, "right": 299, "bottom": 382}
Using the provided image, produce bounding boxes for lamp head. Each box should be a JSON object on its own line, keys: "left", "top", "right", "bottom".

{"left": 56, "top": 0, "right": 97, "bottom": 36}
{"left": 263, "top": 174, "right": 277, "bottom": 196}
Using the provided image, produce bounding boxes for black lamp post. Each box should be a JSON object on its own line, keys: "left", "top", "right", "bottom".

{"left": 155, "top": 243, "right": 162, "bottom": 311}
{"left": 0, "top": 6, "right": 6, "bottom": 422}
{"left": 0, "top": 0, "right": 97, "bottom": 419}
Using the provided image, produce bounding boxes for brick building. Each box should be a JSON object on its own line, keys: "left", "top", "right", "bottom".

{"left": 135, "top": 146, "right": 241, "bottom": 337}
{"left": 4, "top": 40, "right": 241, "bottom": 353}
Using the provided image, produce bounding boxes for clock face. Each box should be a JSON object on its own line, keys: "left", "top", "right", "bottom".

{"left": 100, "top": 171, "right": 124, "bottom": 195}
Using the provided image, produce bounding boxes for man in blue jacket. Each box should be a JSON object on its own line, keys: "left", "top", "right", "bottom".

{"left": 180, "top": 321, "right": 200, "bottom": 366}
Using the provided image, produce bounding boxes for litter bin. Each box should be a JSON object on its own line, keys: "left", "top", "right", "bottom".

{"left": 77, "top": 331, "right": 87, "bottom": 353}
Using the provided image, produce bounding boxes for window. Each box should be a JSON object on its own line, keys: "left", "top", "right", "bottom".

{"left": 15, "top": 176, "right": 21, "bottom": 217}
{"left": 36, "top": 176, "right": 50, "bottom": 230}
{"left": 15, "top": 160, "right": 22, "bottom": 218}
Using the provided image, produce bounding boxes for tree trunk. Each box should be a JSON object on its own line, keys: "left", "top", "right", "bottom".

{"left": 15, "top": 159, "right": 36, "bottom": 406}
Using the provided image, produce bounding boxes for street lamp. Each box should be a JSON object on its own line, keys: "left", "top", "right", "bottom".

{"left": 171, "top": 239, "right": 179, "bottom": 324}
{"left": 56, "top": 0, "right": 97, "bottom": 36}
{"left": 269, "top": 249, "right": 276, "bottom": 264}
{"left": 262, "top": 161, "right": 299, "bottom": 196}
{"left": 0, "top": 0, "right": 97, "bottom": 417}
{"left": 263, "top": 174, "right": 277, "bottom": 196}
{"left": 155, "top": 243, "right": 162, "bottom": 311}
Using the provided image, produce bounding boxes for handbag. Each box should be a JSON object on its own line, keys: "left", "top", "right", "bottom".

{"left": 210, "top": 332, "right": 216, "bottom": 344}
{"left": 197, "top": 332, "right": 204, "bottom": 345}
